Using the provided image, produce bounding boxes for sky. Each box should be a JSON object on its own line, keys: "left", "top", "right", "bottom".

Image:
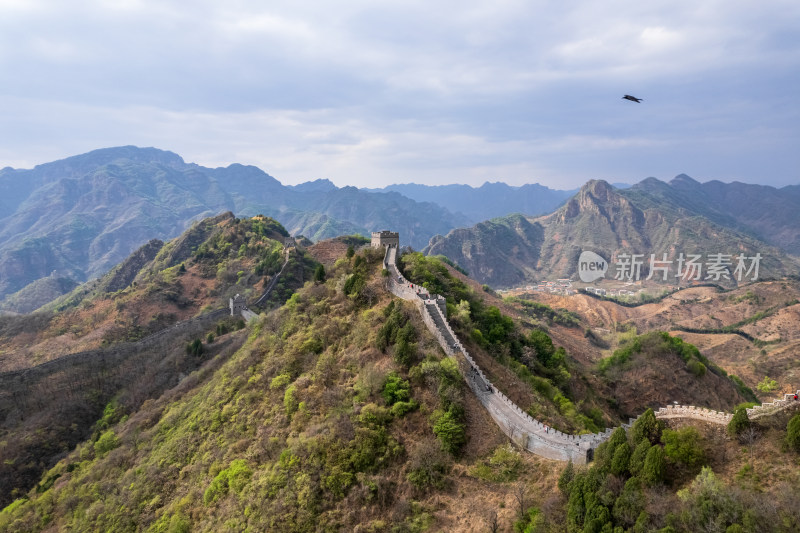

{"left": 0, "top": 0, "right": 798, "bottom": 189}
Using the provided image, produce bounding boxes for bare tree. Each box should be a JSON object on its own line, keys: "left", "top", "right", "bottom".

{"left": 739, "top": 425, "right": 760, "bottom": 460}
{"left": 484, "top": 509, "right": 500, "bottom": 533}
{"left": 513, "top": 481, "right": 529, "bottom": 519}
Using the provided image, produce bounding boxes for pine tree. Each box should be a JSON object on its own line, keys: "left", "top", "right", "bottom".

{"left": 727, "top": 407, "right": 750, "bottom": 436}
{"left": 313, "top": 264, "right": 326, "bottom": 283}
{"left": 631, "top": 408, "right": 661, "bottom": 445}
{"left": 558, "top": 460, "right": 575, "bottom": 496}
{"left": 787, "top": 413, "right": 800, "bottom": 453}
{"left": 629, "top": 439, "right": 651, "bottom": 476}
{"left": 641, "top": 445, "right": 665, "bottom": 486}
{"left": 610, "top": 442, "right": 631, "bottom": 476}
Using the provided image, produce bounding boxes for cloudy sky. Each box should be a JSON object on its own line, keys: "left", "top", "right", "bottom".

{"left": 1, "top": 0, "right": 798, "bottom": 188}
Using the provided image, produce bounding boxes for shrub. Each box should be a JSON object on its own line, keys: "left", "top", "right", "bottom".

{"left": 472, "top": 444, "right": 523, "bottom": 483}
{"left": 756, "top": 376, "right": 778, "bottom": 393}
{"left": 94, "top": 430, "right": 120, "bottom": 457}
{"left": 407, "top": 438, "right": 449, "bottom": 491}
{"left": 390, "top": 400, "right": 418, "bottom": 418}
{"left": 284, "top": 384, "right": 299, "bottom": 415}
{"left": 314, "top": 264, "right": 326, "bottom": 283}
{"left": 432, "top": 408, "right": 467, "bottom": 455}
{"left": 270, "top": 372, "right": 292, "bottom": 390}
{"left": 186, "top": 338, "right": 204, "bottom": 356}
{"left": 687, "top": 360, "right": 706, "bottom": 377}
{"left": 381, "top": 372, "right": 411, "bottom": 406}
{"left": 203, "top": 459, "right": 252, "bottom": 505}
{"left": 358, "top": 403, "right": 392, "bottom": 428}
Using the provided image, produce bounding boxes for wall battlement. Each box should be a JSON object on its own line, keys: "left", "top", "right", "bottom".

{"left": 371, "top": 230, "right": 399, "bottom": 249}
{"left": 381, "top": 233, "right": 799, "bottom": 464}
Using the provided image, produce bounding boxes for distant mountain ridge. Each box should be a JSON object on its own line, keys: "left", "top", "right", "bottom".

{"left": 424, "top": 179, "right": 799, "bottom": 287}
{"left": 0, "top": 146, "right": 471, "bottom": 308}
{"left": 363, "top": 181, "right": 575, "bottom": 223}
{"left": 626, "top": 174, "right": 800, "bottom": 255}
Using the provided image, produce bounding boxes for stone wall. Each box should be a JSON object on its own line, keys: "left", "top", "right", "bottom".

{"left": 747, "top": 391, "right": 800, "bottom": 419}
{"left": 382, "top": 237, "right": 800, "bottom": 463}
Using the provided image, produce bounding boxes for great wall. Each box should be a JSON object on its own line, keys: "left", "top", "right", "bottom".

{"left": 2, "top": 230, "right": 797, "bottom": 466}
{"left": 374, "top": 231, "right": 800, "bottom": 464}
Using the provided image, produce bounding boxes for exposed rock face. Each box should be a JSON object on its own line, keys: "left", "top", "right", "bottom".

{"left": 424, "top": 179, "right": 799, "bottom": 287}
{"left": 101, "top": 239, "right": 164, "bottom": 293}
{"left": 425, "top": 214, "right": 544, "bottom": 288}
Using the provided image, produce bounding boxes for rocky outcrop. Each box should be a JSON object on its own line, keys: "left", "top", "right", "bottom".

{"left": 101, "top": 239, "right": 164, "bottom": 293}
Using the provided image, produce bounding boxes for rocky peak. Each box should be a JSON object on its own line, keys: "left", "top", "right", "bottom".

{"left": 559, "top": 179, "right": 625, "bottom": 221}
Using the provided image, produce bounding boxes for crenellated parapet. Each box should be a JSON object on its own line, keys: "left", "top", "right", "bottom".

{"left": 380, "top": 233, "right": 799, "bottom": 463}
{"left": 654, "top": 405, "right": 733, "bottom": 424}
{"left": 746, "top": 391, "right": 800, "bottom": 419}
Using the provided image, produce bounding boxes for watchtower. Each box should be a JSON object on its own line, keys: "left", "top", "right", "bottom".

{"left": 371, "top": 230, "right": 399, "bottom": 249}
{"left": 229, "top": 294, "right": 247, "bottom": 316}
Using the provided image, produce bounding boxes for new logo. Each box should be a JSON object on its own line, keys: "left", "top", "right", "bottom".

{"left": 578, "top": 251, "right": 608, "bottom": 283}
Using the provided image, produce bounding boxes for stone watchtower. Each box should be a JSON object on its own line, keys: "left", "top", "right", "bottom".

{"left": 229, "top": 294, "right": 247, "bottom": 316}
{"left": 371, "top": 230, "right": 399, "bottom": 249}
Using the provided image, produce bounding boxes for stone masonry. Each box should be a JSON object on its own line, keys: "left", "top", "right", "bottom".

{"left": 371, "top": 230, "right": 399, "bottom": 249}
{"left": 381, "top": 233, "right": 800, "bottom": 464}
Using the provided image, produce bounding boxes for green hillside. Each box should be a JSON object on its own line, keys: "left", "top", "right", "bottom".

{"left": 2, "top": 229, "right": 799, "bottom": 532}
{"left": 0, "top": 214, "right": 317, "bottom": 510}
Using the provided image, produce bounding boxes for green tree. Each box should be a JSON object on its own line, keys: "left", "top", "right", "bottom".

{"left": 313, "top": 264, "right": 326, "bottom": 283}
{"left": 559, "top": 460, "right": 575, "bottom": 496}
{"left": 629, "top": 439, "right": 651, "bottom": 477}
{"left": 346, "top": 245, "right": 355, "bottom": 259}
{"left": 613, "top": 477, "right": 645, "bottom": 528}
{"left": 786, "top": 413, "right": 800, "bottom": 453}
{"left": 631, "top": 408, "right": 662, "bottom": 445}
{"left": 432, "top": 408, "right": 467, "bottom": 455}
{"left": 727, "top": 407, "right": 750, "bottom": 437}
{"left": 641, "top": 445, "right": 665, "bottom": 486}
{"left": 662, "top": 427, "right": 705, "bottom": 470}
{"left": 610, "top": 442, "right": 631, "bottom": 476}
{"left": 381, "top": 372, "right": 411, "bottom": 406}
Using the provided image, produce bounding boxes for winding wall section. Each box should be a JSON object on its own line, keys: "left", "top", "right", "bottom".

{"left": 382, "top": 243, "right": 800, "bottom": 464}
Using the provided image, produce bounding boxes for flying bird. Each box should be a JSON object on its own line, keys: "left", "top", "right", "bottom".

{"left": 622, "top": 94, "right": 643, "bottom": 103}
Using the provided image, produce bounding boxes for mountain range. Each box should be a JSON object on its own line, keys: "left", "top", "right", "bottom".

{"left": 0, "top": 147, "right": 472, "bottom": 309}
{"left": 362, "top": 182, "right": 575, "bottom": 224}
{"left": 424, "top": 179, "right": 800, "bottom": 287}
{"left": 2, "top": 146, "right": 798, "bottom": 311}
